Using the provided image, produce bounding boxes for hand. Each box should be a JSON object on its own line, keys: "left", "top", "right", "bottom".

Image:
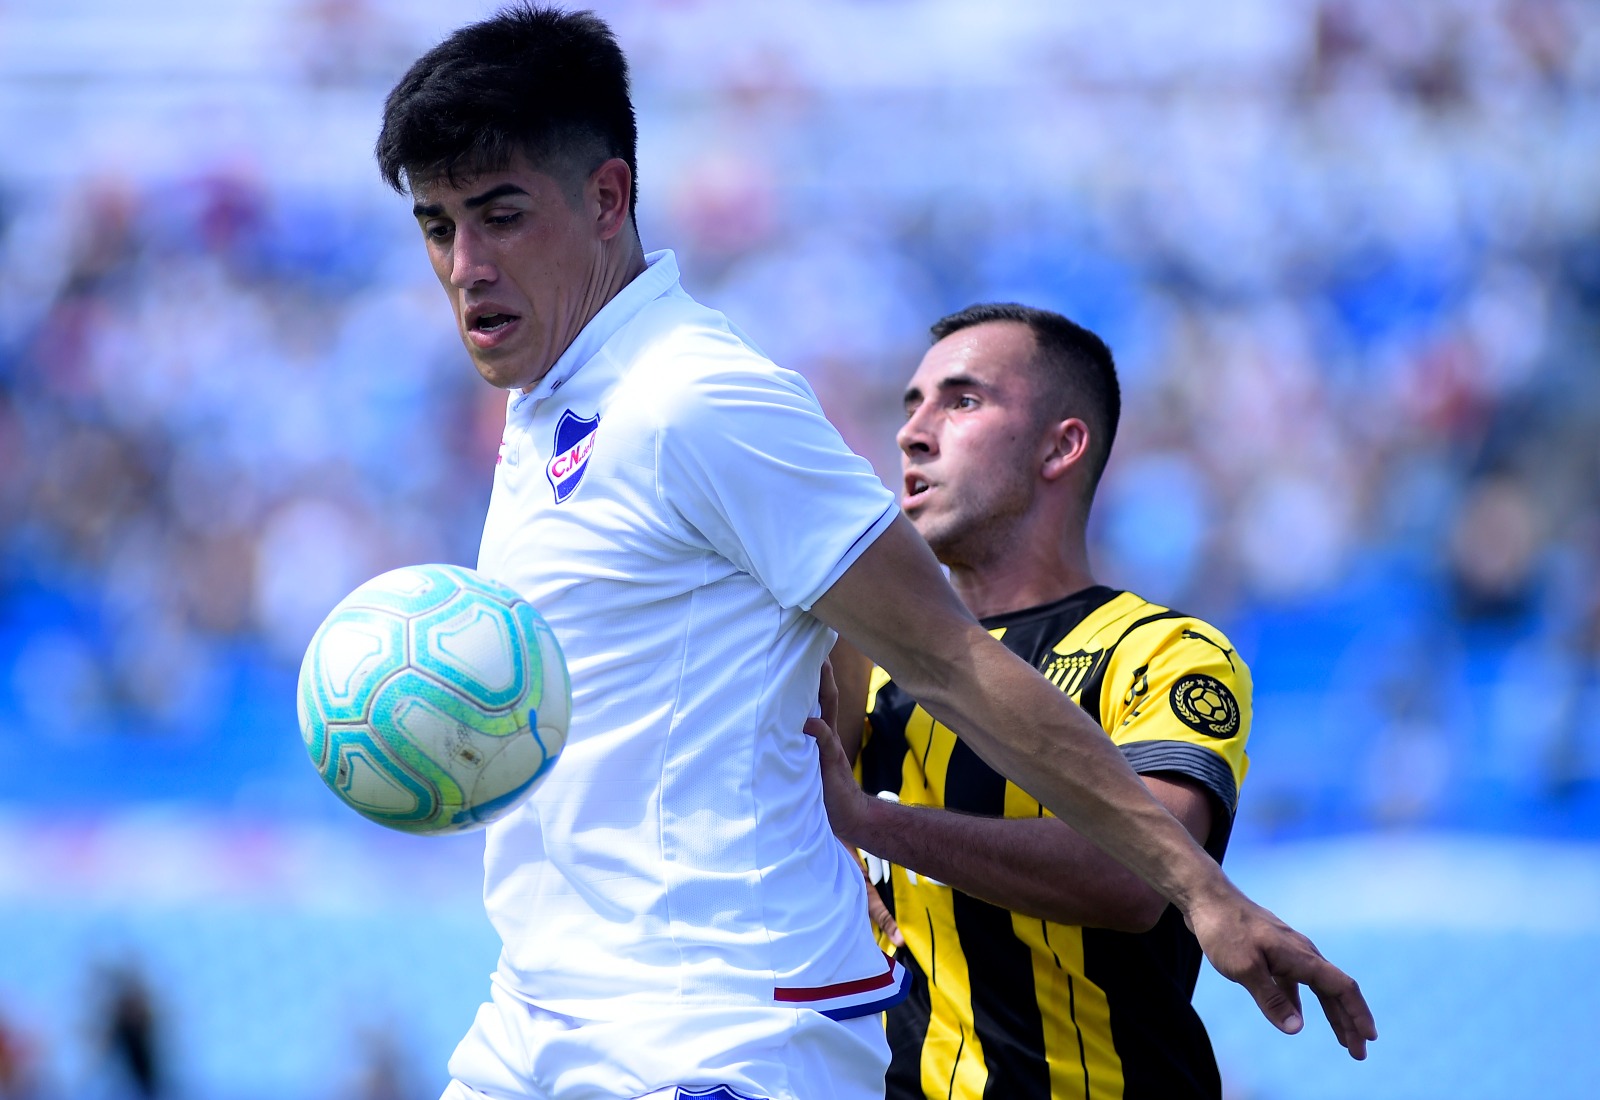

{"left": 1186, "top": 888, "right": 1377, "bottom": 1060}
{"left": 802, "top": 660, "right": 877, "bottom": 848}
{"left": 810, "top": 661, "right": 904, "bottom": 947}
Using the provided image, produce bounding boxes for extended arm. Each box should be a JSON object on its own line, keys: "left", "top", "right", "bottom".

{"left": 843, "top": 771, "right": 1212, "bottom": 932}
{"left": 812, "top": 516, "right": 1375, "bottom": 1057}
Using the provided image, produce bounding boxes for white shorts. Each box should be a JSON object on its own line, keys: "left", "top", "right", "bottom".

{"left": 439, "top": 978, "right": 889, "bottom": 1100}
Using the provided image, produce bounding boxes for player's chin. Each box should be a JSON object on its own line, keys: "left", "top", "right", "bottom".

{"left": 905, "top": 513, "right": 947, "bottom": 552}
{"left": 470, "top": 349, "right": 538, "bottom": 391}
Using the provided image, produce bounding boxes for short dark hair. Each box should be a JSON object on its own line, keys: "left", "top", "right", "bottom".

{"left": 376, "top": 4, "right": 639, "bottom": 215}
{"left": 930, "top": 303, "right": 1121, "bottom": 492}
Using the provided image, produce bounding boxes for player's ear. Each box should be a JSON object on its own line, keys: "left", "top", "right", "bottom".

{"left": 590, "top": 158, "right": 633, "bottom": 240}
{"left": 1040, "top": 417, "right": 1090, "bottom": 482}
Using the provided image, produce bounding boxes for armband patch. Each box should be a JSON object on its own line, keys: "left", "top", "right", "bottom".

{"left": 1169, "top": 673, "right": 1241, "bottom": 739}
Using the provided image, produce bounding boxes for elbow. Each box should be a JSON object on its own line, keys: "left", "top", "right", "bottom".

{"left": 1119, "top": 899, "right": 1169, "bottom": 935}
{"left": 1099, "top": 892, "right": 1170, "bottom": 935}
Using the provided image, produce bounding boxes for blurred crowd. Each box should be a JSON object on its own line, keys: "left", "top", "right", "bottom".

{"left": 0, "top": 954, "right": 423, "bottom": 1099}
{"left": 1, "top": 0, "right": 1598, "bottom": 834}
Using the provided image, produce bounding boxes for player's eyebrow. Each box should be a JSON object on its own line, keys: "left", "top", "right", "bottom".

{"left": 412, "top": 183, "right": 531, "bottom": 219}
{"left": 903, "top": 374, "right": 987, "bottom": 410}
{"left": 934, "top": 373, "right": 984, "bottom": 394}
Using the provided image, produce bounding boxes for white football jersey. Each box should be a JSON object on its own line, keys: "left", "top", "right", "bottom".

{"left": 474, "top": 252, "right": 907, "bottom": 1047}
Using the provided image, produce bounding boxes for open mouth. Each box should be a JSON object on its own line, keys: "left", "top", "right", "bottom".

{"left": 904, "top": 474, "right": 931, "bottom": 501}
{"left": 472, "top": 313, "right": 518, "bottom": 333}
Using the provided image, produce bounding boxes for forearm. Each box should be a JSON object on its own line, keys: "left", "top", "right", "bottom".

{"left": 827, "top": 637, "right": 872, "bottom": 763}
{"left": 811, "top": 562, "right": 1376, "bottom": 1056}
{"left": 903, "top": 627, "right": 1229, "bottom": 912}
{"left": 814, "top": 517, "right": 1237, "bottom": 915}
{"left": 844, "top": 796, "right": 1165, "bottom": 930}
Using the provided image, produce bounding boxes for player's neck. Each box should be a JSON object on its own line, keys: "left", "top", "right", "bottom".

{"left": 605, "top": 231, "right": 650, "bottom": 305}
{"left": 521, "top": 235, "right": 650, "bottom": 395}
{"left": 581, "top": 232, "right": 649, "bottom": 333}
{"left": 948, "top": 530, "right": 1096, "bottom": 621}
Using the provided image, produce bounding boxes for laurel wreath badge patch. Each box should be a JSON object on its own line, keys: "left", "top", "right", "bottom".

{"left": 1169, "top": 674, "right": 1240, "bottom": 739}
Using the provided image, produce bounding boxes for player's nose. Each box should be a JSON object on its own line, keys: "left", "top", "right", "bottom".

{"left": 896, "top": 406, "right": 936, "bottom": 456}
{"left": 448, "top": 227, "right": 498, "bottom": 289}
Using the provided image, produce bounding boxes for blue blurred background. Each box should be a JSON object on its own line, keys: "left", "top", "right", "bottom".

{"left": 1, "top": 0, "right": 1598, "bottom": 1096}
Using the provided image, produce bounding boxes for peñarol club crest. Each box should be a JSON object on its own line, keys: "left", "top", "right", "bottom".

{"left": 1169, "top": 673, "right": 1240, "bottom": 739}
{"left": 547, "top": 410, "right": 599, "bottom": 504}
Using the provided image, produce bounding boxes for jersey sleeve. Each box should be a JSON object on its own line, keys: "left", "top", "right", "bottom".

{"left": 1097, "top": 619, "right": 1252, "bottom": 820}
{"left": 654, "top": 360, "right": 898, "bottom": 611}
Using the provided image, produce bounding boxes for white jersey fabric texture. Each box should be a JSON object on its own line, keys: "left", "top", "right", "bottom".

{"left": 443, "top": 979, "right": 889, "bottom": 1100}
{"left": 462, "top": 250, "right": 905, "bottom": 1097}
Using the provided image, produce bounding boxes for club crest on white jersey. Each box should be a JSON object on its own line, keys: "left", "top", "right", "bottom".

{"left": 547, "top": 410, "right": 599, "bottom": 503}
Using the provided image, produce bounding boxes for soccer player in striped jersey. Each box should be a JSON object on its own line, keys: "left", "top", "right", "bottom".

{"left": 814, "top": 305, "right": 1255, "bottom": 1098}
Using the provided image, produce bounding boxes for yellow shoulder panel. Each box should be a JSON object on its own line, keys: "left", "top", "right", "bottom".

{"left": 1100, "top": 615, "right": 1252, "bottom": 793}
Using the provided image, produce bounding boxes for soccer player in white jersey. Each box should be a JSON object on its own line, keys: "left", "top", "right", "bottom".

{"left": 375, "top": 6, "right": 1375, "bottom": 1099}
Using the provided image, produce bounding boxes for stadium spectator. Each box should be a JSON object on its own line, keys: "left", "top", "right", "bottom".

{"left": 96, "top": 964, "right": 166, "bottom": 1099}
{"left": 0, "top": 1006, "right": 40, "bottom": 1100}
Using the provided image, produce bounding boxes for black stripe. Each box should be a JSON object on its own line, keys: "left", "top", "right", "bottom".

{"left": 950, "top": 884, "right": 1050, "bottom": 1099}
{"left": 943, "top": 736, "right": 1004, "bottom": 816}
{"left": 948, "top": 1026, "right": 966, "bottom": 1099}
{"left": 1067, "top": 973, "right": 1090, "bottom": 1100}
{"left": 944, "top": 737, "right": 1053, "bottom": 1098}
{"left": 1041, "top": 916, "right": 1063, "bottom": 969}
{"left": 861, "top": 680, "right": 916, "bottom": 797}
{"left": 865, "top": 677, "right": 929, "bottom": 1100}
{"left": 1121, "top": 741, "right": 1240, "bottom": 818}
{"left": 884, "top": 947, "right": 932, "bottom": 1099}
{"left": 1043, "top": 921, "right": 1090, "bottom": 1100}
{"left": 1082, "top": 918, "right": 1221, "bottom": 1099}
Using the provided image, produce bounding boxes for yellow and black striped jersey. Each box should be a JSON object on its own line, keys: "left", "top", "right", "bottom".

{"left": 859, "top": 585, "right": 1252, "bottom": 1100}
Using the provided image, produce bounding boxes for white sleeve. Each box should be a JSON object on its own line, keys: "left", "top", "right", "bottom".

{"left": 655, "top": 363, "right": 898, "bottom": 611}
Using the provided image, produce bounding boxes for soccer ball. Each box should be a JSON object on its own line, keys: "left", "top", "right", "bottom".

{"left": 296, "top": 563, "right": 569, "bottom": 835}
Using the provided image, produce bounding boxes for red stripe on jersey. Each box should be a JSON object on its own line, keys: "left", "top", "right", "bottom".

{"left": 773, "top": 953, "right": 896, "bottom": 1002}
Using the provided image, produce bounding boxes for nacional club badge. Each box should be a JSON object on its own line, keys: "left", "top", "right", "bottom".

{"left": 547, "top": 409, "right": 599, "bottom": 504}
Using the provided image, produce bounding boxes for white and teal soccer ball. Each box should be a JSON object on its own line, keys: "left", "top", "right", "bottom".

{"left": 296, "top": 564, "right": 569, "bottom": 835}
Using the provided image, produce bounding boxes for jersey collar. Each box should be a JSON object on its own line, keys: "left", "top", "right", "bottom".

{"left": 979, "top": 585, "right": 1122, "bottom": 630}
{"left": 512, "top": 248, "right": 682, "bottom": 410}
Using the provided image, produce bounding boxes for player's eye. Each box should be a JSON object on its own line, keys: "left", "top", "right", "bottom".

{"left": 954, "top": 394, "right": 979, "bottom": 409}
{"left": 486, "top": 212, "right": 521, "bottom": 227}
{"left": 423, "top": 221, "right": 453, "bottom": 241}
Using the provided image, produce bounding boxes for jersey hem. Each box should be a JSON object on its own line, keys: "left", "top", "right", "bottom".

{"left": 774, "top": 952, "right": 913, "bottom": 1021}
